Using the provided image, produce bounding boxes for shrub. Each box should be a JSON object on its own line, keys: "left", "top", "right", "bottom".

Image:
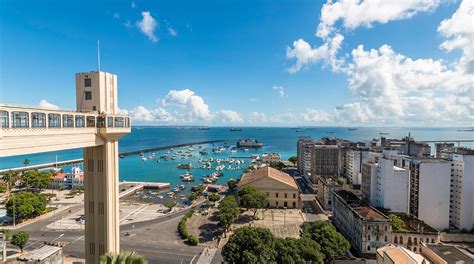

{"left": 187, "top": 235, "right": 199, "bottom": 246}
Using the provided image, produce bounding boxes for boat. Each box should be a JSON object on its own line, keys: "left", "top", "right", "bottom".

{"left": 119, "top": 154, "right": 125, "bottom": 158}
{"left": 141, "top": 156, "right": 147, "bottom": 161}
{"left": 230, "top": 128, "right": 242, "bottom": 131}
{"left": 348, "top": 128, "right": 358, "bottom": 131}
{"left": 177, "top": 163, "right": 193, "bottom": 169}
{"left": 180, "top": 171, "right": 193, "bottom": 178}
{"left": 156, "top": 195, "right": 163, "bottom": 199}
{"left": 379, "top": 132, "right": 389, "bottom": 135}
{"left": 199, "top": 127, "right": 210, "bottom": 130}
{"left": 199, "top": 150, "right": 209, "bottom": 155}
{"left": 182, "top": 176, "right": 195, "bottom": 182}
{"left": 167, "top": 192, "right": 175, "bottom": 197}
{"left": 237, "top": 139, "right": 263, "bottom": 148}
{"left": 179, "top": 185, "right": 186, "bottom": 190}
{"left": 295, "top": 129, "right": 305, "bottom": 132}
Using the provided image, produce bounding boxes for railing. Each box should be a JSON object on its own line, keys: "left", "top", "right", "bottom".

{"left": 0, "top": 104, "right": 131, "bottom": 130}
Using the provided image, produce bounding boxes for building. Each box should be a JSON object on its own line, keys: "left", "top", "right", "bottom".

{"left": 238, "top": 166, "right": 300, "bottom": 208}
{"left": 448, "top": 151, "right": 474, "bottom": 231}
{"left": 261, "top": 152, "right": 281, "bottom": 164}
{"left": 316, "top": 176, "right": 342, "bottom": 211}
{"left": 297, "top": 136, "right": 313, "bottom": 176}
{"left": 406, "top": 158, "right": 451, "bottom": 230}
{"left": 0, "top": 70, "right": 131, "bottom": 263}
{"left": 376, "top": 244, "right": 428, "bottom": 264}
{"left": 311, "top": 144, "right": 340, "bottom": 183}
{"left": 435, "top": 143, "right": 455, "bottom": 158}
{"left": 332, "top": 190, "right": 392, "bottom": 256}
{"left": 49, "top": 167, "right": 84, "bottom": 189}
{"left": 375, "top": 155, "right": 410, "bottom": 213}
{"left": 17, "top": 245, "right": 63, "bottom": 263}
{"left": 420, "top": 243, "right": 474, "bottom": 263}
{"left": 346, "top": 148, "right": 369, "bottom": 185}
{"left": 361, "top": 161, "right": 378, "bottom": 205}
{"left": 400, "top": 136, "right": 431, "bottom": 157}
{"left": 389, "top": 213, "right": 440, "bottom": 254}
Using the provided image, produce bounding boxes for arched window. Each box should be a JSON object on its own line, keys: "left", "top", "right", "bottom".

{"left": 414, "top": 237, "right": 418, "bottom": 245}
{"left": 400, "top": 236, "right": 404, "bottom": 244}
{"left": 0, "top": 110, "right": 9, "bottom": 128}
{"left": 32, "top": 112, "right": 46, "bottom": 127}
{"left": 12, "top": 111, "right": 29, "bottom": 128}
{"left": 63, "top": 114, "right": 74, "bottom": 127}
{"left": 413, "top": 247, "right": 417, "bottom": 252}
{"left": 48, "top": 114, "right": 61, "bottom": 127}
{"left": 431, "top": 238, "right": 435, "bottom": 243}
{"left": 394, "top": 237, "right": 398, "bottom": 244}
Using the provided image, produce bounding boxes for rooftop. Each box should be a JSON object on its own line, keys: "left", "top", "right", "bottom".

{"left": 18, "top": 245, "right": 62, "bottom": 261}
{"left": 425, "top": 244, "right": 474, "bottom": 263}
{"left": 391, "top": 213, "right": 439, "bottom": 234}
{"left": 335, "top": 190, "right": 388, "bottom": 221}
{"left": 238, "top": 166, "right": 298, "bottom": 190}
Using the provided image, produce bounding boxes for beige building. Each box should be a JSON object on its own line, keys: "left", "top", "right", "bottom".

{"left": 311, "top": 144, "right": 340, "bottom": 183}
{"left": 376, "top": 244, "right": 428, "bottom": 264}
{"left": 238, "top": 166, "right": 300, "bottom": 209}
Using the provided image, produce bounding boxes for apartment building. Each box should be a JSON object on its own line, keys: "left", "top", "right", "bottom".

{"left": 449, "top": 151, "right": 474, "bottom": 231}
{"left": 375, "top": 156, "right": 410, "bottom": 213}
{"left": 346, "top": 148, "right": 369, "bottom": 185}
{"left": 297, "top": 136, "right": 313, "bottom": 176}
{"left": 435, "top": 142, "right": 454, "bottom": 158}
{"left": 311, "top": 144, "right": 340, "bottom": 183}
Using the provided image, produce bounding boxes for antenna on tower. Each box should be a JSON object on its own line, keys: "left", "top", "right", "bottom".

{"left": 97, "top": 40, "right": 101, "bottom": 72}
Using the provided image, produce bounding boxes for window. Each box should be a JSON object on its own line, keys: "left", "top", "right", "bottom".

{"left": 96, "top": 116, "right": 105, "bottom": 128}
{"left": 1, "top": 110, "right": 8, "bottom": 128}
{"left": 114, "top": 117, "right": 124, "bottom": 127}
{"left": 107, "top": 117, "right": 114, "bottom": 127}
{"left": 85, "top": 78, "right": 92, "bottom": 87}
{"left": 125, "top": 117, "right": 130, "bottom": 127}
{"left": 85, "top": 91, "right": 92, "bottom": 100}
{"left": 284, "top": 193, "right": 288, "bottom": 198}
{"left": 48, "top": 114, "right": 61, "bottom": 127}
{"left": 75, "top": 115, "right": 85, "bottom": 127}
{"left": 31, "top": 112, "right": 46, "bottom": 127}
{"left": 63, "top": 114, "right": 74, "bottom": 127}
{"left": 384, "top": 236, "right": 387, "bottom": 242}
{"left": 12, "top": 111, "right": 29, "bottom": 128}
{"left": 293, "top": 193, "right": 296, "bottom": 199}
{"left": 276, "top": 193, "right": 279, "bottom": 198}
{"left": 292, "top": 202, "right": 296, "bottom": 208}
{"left": 368, "top": 235, "right": 371, "bottom": 241}
{"left": 276, "top": 201, "right": 279, "bottom": 206}
{"left": 367, "top": 245, "right": 371, "bottom": 251}
{"left": 86, "top": 116, "right": 95, "bottom": 127}
{"left": 284, "top": 201, "right": 288, "bottom": 207}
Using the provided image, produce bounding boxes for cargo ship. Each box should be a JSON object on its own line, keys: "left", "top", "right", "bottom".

{"left": 236, "top": 139, "right": 263, "bottom": 148}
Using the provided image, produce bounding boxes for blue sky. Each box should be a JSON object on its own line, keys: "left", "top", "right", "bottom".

{"left": 1, "top": 0, "right": 472, "bottom": 126}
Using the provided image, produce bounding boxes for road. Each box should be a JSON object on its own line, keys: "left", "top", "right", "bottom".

{"left": 11, "top": 203, "right": 213, "bottom": 263}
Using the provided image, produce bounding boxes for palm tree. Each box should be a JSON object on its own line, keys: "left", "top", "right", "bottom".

{"left": 23, "top": 159, "right": 30, "bottom": 167}
{"left": 100, "top": 251, "right": 148, "bottom": 264}
{"left": 1, "top": 170, "right": 19, "bottom": 191}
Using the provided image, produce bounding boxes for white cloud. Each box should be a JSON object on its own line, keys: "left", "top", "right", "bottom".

{"left": 302, "top": 108, "right": 332, "bottom": 123}
{"left": 130, "top": 106, "right": 174, "bottom": 122}
{"left": 113, "top": 13, "right": 120, "bottom": 19}
{"left": 124, "top": 20, "right": 132, "bottom": 28}
{"left": 248, "top": 112, "right": 268, "bottom": 123}
{"left": 117, "top": 108, "right": 129, "bottom": 115}
{"left": 248, "top": 98, "right": 258, "bottom": 102}
{"left": 168, "top": 27, "right": 177, "bottom": 37}
{"left": 218, "top": 110, "right": 244, "bottom": 123}
{"left": 272, "top": 85, "right": 286, "bottom": 97}
{"left": 317, "top": 0, "right": 445, "bottom": 39}
{"left": 131, "top": 2, "right": 136, "bottom": 8}
{"left": 136, "top": 11, "right": 158, "bottom": 43}
{"left": 38, "top": 100, "right": 59, "bottom": 110}
{"left": 161, "top": 89, "right": 211, "bottom": 120}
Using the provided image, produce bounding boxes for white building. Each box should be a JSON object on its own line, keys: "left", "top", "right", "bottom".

{"left": 346, "top": 149, "right": 369, "bottom": 185}
{"left": 261, "top": 152, "right": 281, "bottom": 164}
{"left": 297, "top": 137, "right": 313, "bottom": 176}
{"left": 407, "top": 158, "right": 451, "bottom": 230}
{"left": 449, "top": 152, "right": 474, "bottom": 231}
{"left": 375, "top": 156, "right": 410, "bottom": 213}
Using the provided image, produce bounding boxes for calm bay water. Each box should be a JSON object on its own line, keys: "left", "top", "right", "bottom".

{"left": 1, "top": 127, "right": 473, "bottom": 190}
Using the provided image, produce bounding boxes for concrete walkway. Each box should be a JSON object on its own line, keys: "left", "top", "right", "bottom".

{"left": 195, "top": 248, "right": 218, "bottom": 264}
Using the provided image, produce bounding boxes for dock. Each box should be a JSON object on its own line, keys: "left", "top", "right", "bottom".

{"left": 0, "top": 139, "right": 226, "bottom": 173}
{"left": 119, "top": 182, "right": 170, "bottom": 198}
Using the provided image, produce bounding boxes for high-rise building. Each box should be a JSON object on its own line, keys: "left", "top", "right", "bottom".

{"left": 435, "top": 142, "right": 455, "bottom": 158}
{"left": 361, "top": 161, "right": 378, "bottom": 205}
{"left": 448, "top": 151, "right": 474, "bottom": 231}
{"left": 346, "top": 148, "right": 369, "bottom": 185}
{"left": 375, "top": 156, "right": 410, "bottom": 213}
{"left": 406, "top": 158, "right": 451, "bottom": 230}
{"left": 400, "top": 136, "right": 431, "bottom": 157}
{"left": 310, "top": 144, "right": 340, "bottom": 183}
{"left": 296, "top": 136, "right": 313, "bottom": 176}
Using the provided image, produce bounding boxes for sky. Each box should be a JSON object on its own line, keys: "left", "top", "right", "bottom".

{"left": 0, "top": 0, "right": 472, "bottom": 126}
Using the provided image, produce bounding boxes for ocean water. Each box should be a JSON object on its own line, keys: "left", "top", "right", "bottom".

{"left": 1, "top": 127, "right": 473, "bottom": 191}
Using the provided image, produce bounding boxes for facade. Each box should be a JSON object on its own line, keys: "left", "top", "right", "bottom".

{"left": 449, "top": 152, "right": 474, "bottom": 231}
{"left": 375, "top": 156, "right": 410, "bottom": 213}
{"left": 49, "top": 167, "right": 84, "bottom": 189}
{"left": 390, "top": 213, "right": 440, "bottom": 254}
{"left": 311, "top": 144, "right": 340, "bottom": 183}
{"left": 406, "top": 158, "right": 451, "bottom": 230}
{"left": 346, "top": 148, "right": 369, "bottom": 185}
{"left": 297, "top": 136, "right": 313, "bottom": 176}
{"left": 238, "top": 166, "right": 300, "bottom": 208}
{"left": 361, "top": 161, "right": 378, "bottom": 205}
{"left": 435, "top": 143, "right": 454, "bottom": 158}
{"left": 332, "top": 190, "right": 392, "bottom": 256}
{"left": 316, "top": 176, "right": 342, "bottom": 211}
{"left": 261, "top": 152, "right": 281, "bottom": 164}
{"left": 400, "top": 137, "right": 431, "bottom": 157}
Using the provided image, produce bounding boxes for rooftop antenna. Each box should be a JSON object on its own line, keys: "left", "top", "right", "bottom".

{"left": 97, "top": 40, "right": 101, "bottom": 72}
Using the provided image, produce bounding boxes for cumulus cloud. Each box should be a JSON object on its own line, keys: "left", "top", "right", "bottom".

{"left": 161, "top": 89, "right": 211, "bottom": 120}
{"left": 38, "top": 100, "right": 59, "bottom": 110}
{"left": 168, "top": 27, "right": 177, "bottom": 37}
{"left": 272, "top": 85, "right": 286, "bottom": 97}
{"left": 131, "top": 2, "right": 136, "bottom": 8}
{"left": 302, "top": 108, "right": 332, "bottom": 123}
{"left": 130, "top": 106, "right": 174, "bottom": 122}
{"left": 248, "top": 112, "right": 268, "bottom": 123}
{"left": 218, "top": 110, "right": 244, "bottom": 123}
{"left": 124, "top": 20, "right": 132, "bottom": 28}
{"left": 113, "top": 13, "right": 120, "bottom": 19}
{"left": 136, "top": 11, "right": 158, "bottom": 43}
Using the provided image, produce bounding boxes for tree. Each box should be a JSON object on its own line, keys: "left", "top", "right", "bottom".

{"left": 301, "top": 221, "right": 350, "bottom": 261}
{"left": 100, "top": 251, "right": 148, "bottom": 264}
{"left": 218, "top": 196, "right": 240, "bottom": 234}
{"left": 389, "top": 214, "right": 407, "bottom": 231}
{"left": 222, "top": 227, "right": 277, "bottom": 264}
{"left": 288, "top": 156, "right": 298, "bottom": 167}
{"left": 6, "top": 192, "right": 47, "bottom": 220}
{"left": 0, "top": 183, "right": 6, "bottom": 193}
{"left": 238, "top": 186, "right": 267, "bottom": 217}
{"left": 1, "top": 170, "right": 19, "bottom": 191}
{"left": 208, "top": 193, "right": 220, "bottom": 203}
{"left": 227, "top": 179, "right": 239, "bottom": 190}
{"left": 163, "top": 201, "right": 177, "bottom": 211}
{"left": 269, "top": 162, "right": 286, "bottom": 171}
{"left": 274, "top": 237, "right": 324, "bottom": 264}
{"left": 187, "top": 235, "right": 199, "bottom": 246}
{"left": 22, "top": 170, "right": 53, "bottom": 190}
{"left": 23, "top": 159, "right": 30, "bottom": 167}
{"left": 11, "top": 231, "right": 29, "bottom": 253}
{"left": 187, "top": 192, "right": 197, "bottom": 201}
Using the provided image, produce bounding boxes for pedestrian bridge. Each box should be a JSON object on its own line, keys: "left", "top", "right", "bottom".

{"left": 0, "top": 103, "right": 131, "bottom": 157}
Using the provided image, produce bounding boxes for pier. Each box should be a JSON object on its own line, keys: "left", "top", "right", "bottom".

{"left": 119, "top": 182, "right": 171, "bottom": 198}
{"left": 0, "top": 139, "right": 226, "bottom": 173}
